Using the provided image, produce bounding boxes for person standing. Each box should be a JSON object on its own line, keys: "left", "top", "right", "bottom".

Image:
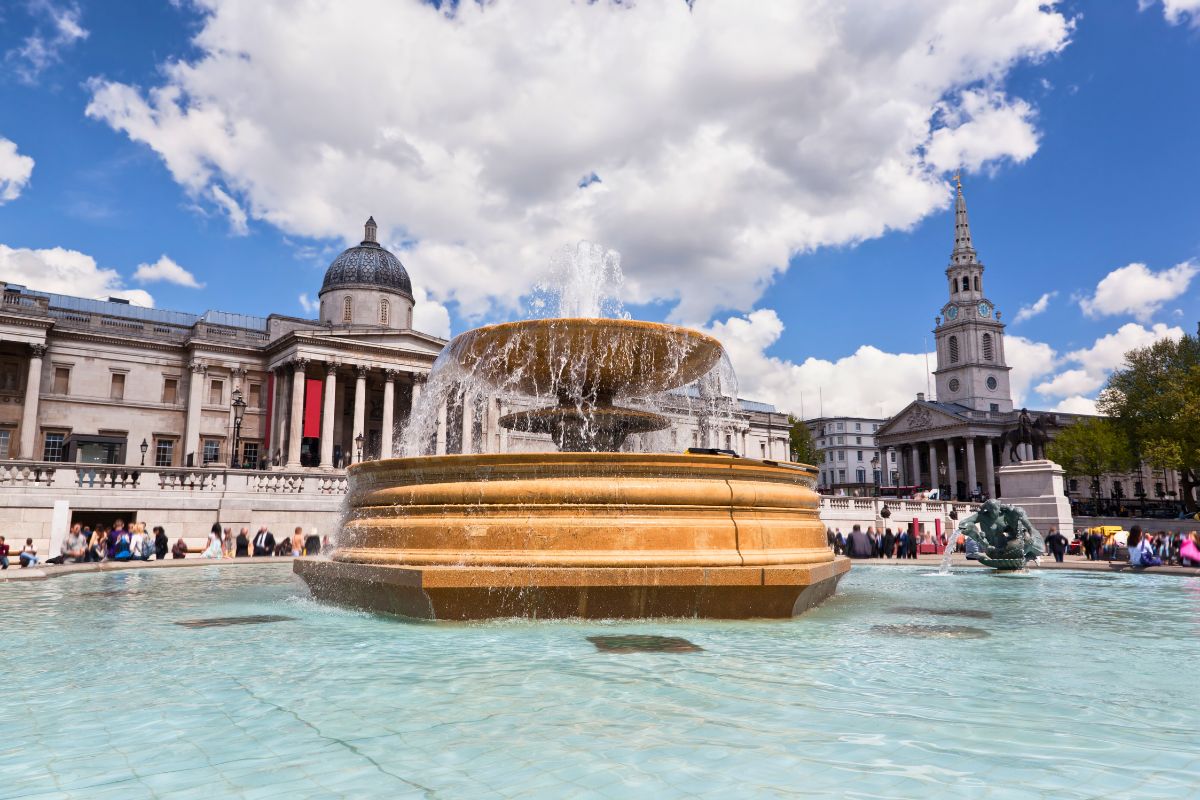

{"left": 1045, "top": 527, "right": 1068, "bottom": 563}
{"left": 291, "top": 527, "right": 304, "bottom": 557}
{"left": 252, "top": 526, "right": 275, "bottom": 557}
{"left": 882, "top": 528, "right": 895, "bottom": 559}
{"left": 907, "top": 525, "right": 919, "bottom": 559}
{"left": 844, "top": 525, "right": 873, "bottom": 559}
{"left": 153, "top": 526, "right": 169, "bottom": 560}
{"left": 235, "top": 527, "right": 250, "bottom": 558}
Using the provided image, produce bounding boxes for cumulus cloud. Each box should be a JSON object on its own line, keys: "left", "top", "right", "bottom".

{"left": 6, "top": 1, "right": 89, "bottom": 84}
{"left": 84, "top": 0, "right": 1072, "bottom": 323}
{"left": 133, "top": 254, "right": 204, "bottom": 288}
{"left": 412, "top": 285, "right": 451, "bottom": 340}
{"left": 1079, "top": 261, "right": 1197, "bottom": 322}
{"left": 0, "top": 243, "right": 153, "bottom": 306}
{"left": 1053, "top": 395, "right": 1099, "bottom": 415}
{"left": 297, "top": 293, "right": 319, "bottom": 316}
{"left": 0, "top": 137, "right": 35, "bottom": 203}
{"left": 1144, "top": 0, "right": 1200, "bottom": 27}
{"left": 1006, "top": 335, "right": 1059, "bottom": 405}
{"left": 1035, "top": 322, "right": 1185, "bottom": 402}
{"left": 1012, "top": 290, "right": 1056, "bottom": 323}
{"left": 210, "top": 185, "right": 248, "bottom": 235}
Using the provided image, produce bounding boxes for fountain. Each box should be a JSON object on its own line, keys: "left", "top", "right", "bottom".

{"left": 954, "top": 499, "right": 1044, "bottom": 571}
{"left": 295, "top": 243, "right": 849, "bottom": 619}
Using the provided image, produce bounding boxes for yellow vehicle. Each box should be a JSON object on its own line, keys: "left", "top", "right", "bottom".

{"left": 1087, "top": 525, "right": 1127, "bottom": 547}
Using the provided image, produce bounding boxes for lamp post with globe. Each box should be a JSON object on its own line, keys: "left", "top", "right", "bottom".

{"left": 231, "top": 388, "right": 247, "bottom": 468}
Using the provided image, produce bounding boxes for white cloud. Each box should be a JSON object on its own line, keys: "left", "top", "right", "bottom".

{"left": 297, "top": 293, "right": 318, "bottom": 315}
{"left": 210, "top": 185, "right": 248, "bottom": 235}
{"left": 1012, "top": 290, "right": 1056, "bottom": 323}
{"left": 133, "top": 254, "right": 204, "bottom": 288}
{"left": 0, "top": 244, "right": 153, "bottom": 306}
{"left": 6, "top": 1, "right": 89, "bottom": 84}
{"left": 707, "top": 309, "right": 932, "bottom": 418}
{"left": 412, "top": 285, "right": 451, "bottom": 340}
{"left": 1053, "top": 395, "right": 1098, "bottom": 415}
{"left": 85, "top": 0, "right": 1072, "bottom": 324}
{"left": 1145, "top": 0, "right": 1200, "bottom": 27}
{"left": 1079, "top": 261, "right": 1198, "bottom": 322}
{"left": 1035, "top": 322, "right": 1185, "bottom": 401}
{"left": 0, "top": 137, "right": 35, "bottom": 203}
{"left": 1005, "top": 335, "right": 1059, "bottom": 405}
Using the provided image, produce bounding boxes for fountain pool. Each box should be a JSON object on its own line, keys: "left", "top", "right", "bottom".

{"left": 4, "top": 563, "right": 1196, "bottom": 798}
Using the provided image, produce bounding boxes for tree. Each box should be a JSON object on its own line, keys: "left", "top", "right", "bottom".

{"left": 1045, "top": 416, "right": 1134, "bottom": 512}
{"left": 1098, "top": 328, "right": 1200, "bottom": 510}
{"left": 788, "top": 415, "right": 821, "bottom": 466}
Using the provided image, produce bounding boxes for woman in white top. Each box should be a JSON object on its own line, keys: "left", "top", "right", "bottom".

{"left": 129, "top": 523, "right": 151, "bottom": 562}
{"left": 202, "top": 523, "right": 224, "bottom": 559}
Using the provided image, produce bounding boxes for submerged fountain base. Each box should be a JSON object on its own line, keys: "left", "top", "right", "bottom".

{"left": 296, "top": 453, "right": 849, "bottom": 620}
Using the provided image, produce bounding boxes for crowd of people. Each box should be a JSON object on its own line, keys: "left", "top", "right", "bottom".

{"left": 28, "top": 519, "right": 332, "bottom": 566}
{"left": 827, "top": 525, "right": 934, "bottom": 559}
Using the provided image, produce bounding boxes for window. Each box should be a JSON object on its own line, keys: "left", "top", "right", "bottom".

{"left": 856, "top": 469, "right": 866, "bottom": 483}
{"left": 873, "top": 424, "right": 879, "bottom": 432}
{"left": 837, "top": 451, "right": 845, "bottom": 461}
{"left": 1069, "top": 478, "right": 1079, "bottom": 493}
{"left": 949, "top": 335, "right": 960, "bottom": 363}
{"left": 990, "top": 403, "right": 999, "bottom": 413}
{"left": 242, "top": 441, "right": 260, "bottom": 467}
{"left": 1134, "top": 480, "right": 1146, "bottom": 497}
{"left": 43, "top": 432, "right": 65, "bottom": 462}
{"left": 950, "top": 278, "right": 956, "bottom": 294}
{"left": 889, "top": 451, "right": 895, "bottom": 462}
{"left": 725, "top": 433, "right": 732, "bottom": 450}
{"left": 854, "top": 423, "right": 861, "bottom": 431}
{"left": 0, "top": 429, "right": 9, "bottom": 457}
{"left": 982, "top": 333, "right": 994, "bottom": 361}
{"left": 202, "top": 439, "right": 221, "bottom": 464}
{"left": 380, "top": 298, "right": 390, "bottom": 325}
{"left": 836, "top": 436, "right": 843, "bottom": 444}
{"left": 760, "top": 442, "right": 766, "bottom": 457}
{"left": 343, "top": 296, "right": 353, "bottom": 323}
{"left": 855, "top": 436, "right": 862, "bottom": 445}
{"left": 836, "top": 422, "right": 844, "bottom": 431}
{"left": 974, "top": 276, "right": 980, "bottom": 291}
{"left": 52, "top": 367, "right": 70, "bottom": 394}
{"left": 1112, "top": 481, "right": 1124, "bottom": 498}
{"left": 857, "top": 450, "right": 863, "bottom": 461}
{"left": 986, "top": 377, "right": 998, "bottom": 391}
{"left": 838, "top": 469, "right": 846, "bottom": 482}
{"left": 1155, "top": 482, "right": 1165, "bottom": 498}
{"left": 162, "top": 377, "right": 178, "bottom": 405}
{"left": 208, "top": 379, "right": 224, "bottom": 406}
{"left": 961, "top": 276, "right": 970, "bottom": 292}
{"left": 154, "top": 438, "right": 175, "bottom": 467}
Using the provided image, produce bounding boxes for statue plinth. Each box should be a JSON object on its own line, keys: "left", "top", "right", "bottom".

{"left": 997, "top": 459, "right": 1074, "bottom": 538}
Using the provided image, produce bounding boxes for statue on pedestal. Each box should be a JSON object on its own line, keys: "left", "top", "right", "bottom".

{"left": 1001, "top": 408, "right": 1051, "bottom": 463}
{"left": 956, "top": 498, "right": 1043, "bottom": 570}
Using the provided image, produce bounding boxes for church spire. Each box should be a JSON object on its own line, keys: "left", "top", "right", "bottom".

{"left": 950, "top": 174, "right": 977, "bottom": 266}
{"left": 363, "top": 216, "right": 378, "bottom": 245}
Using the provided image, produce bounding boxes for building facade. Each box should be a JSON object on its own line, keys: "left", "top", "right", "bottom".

{"left": 805, "top": 416, "right": 888, "bottom": 494}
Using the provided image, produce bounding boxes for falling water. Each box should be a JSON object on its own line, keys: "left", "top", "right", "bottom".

{"left": 398, "top": 242, "right": 739, "bottom": 457}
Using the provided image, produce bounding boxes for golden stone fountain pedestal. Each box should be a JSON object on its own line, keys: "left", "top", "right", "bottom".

{"left": 295, "top": 452, "right": 849, "bottom": 620}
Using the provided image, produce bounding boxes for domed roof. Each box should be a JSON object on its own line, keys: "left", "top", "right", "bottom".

{"left": 320, "top": 217, "right": 413, "bottom": 297}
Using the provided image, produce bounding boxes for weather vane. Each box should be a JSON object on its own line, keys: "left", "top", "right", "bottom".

{"left": 953, "top": 171, "right": 962, "bottom": 189}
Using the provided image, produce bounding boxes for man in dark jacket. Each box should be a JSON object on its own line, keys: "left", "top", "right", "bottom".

{"left": 252, "top": 526, "right": 276, "bottom": 557}
{"left": 844, "top": 525, "right": 873, "bottom": 559}
{"left": 1045, "top": 527, "right": 1068, "bottom": 562}
{"left": 882, "top": 528, "right": 895, "bottom": 559}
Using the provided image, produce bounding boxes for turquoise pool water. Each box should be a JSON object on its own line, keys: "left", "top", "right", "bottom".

{"left": 2, "top": 564, "right": 1197, "bottom": 798}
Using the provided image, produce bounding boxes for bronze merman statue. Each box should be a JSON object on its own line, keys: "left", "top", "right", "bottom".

{"left": 956, "top": 498, "right": 1044, "bottom": 570}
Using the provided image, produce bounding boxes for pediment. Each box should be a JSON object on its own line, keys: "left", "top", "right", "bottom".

{"left": 302, "top": 327, "right": 447, "bottom": 357}
{"left": 877, "top": 401, "right": 966, "bottom": 436}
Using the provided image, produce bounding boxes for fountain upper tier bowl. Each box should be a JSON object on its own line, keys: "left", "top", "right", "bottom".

{"left": 447, "top": 318, "right": 724, "bottom": 399}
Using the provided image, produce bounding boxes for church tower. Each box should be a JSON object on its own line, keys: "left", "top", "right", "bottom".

{"left": 932, "top": 177, "right": 1013, "bottom": 412}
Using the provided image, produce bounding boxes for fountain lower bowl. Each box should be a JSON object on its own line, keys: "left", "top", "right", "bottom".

{"left": 295, "top": 452, "right": 849, "bottom": 620}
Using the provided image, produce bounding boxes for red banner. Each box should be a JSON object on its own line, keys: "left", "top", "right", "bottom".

{"left": 264, "top": 372, "right": 274, "bottom": 450}
{"left": 303, "top": 378, "right": 323, "bottom": 438}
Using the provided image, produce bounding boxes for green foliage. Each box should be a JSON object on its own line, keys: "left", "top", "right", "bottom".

{"left": 1045, "top": 416, "right": 1134, "bottom": 484}
{"left": 1097, "top": 330, "right": 1200, "bottom": 508}
{"left": 788, "top": 415, "right": 821, "bottom": 466}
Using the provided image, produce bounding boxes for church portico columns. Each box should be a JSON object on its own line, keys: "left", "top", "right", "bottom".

{"left": 910, "top": 447, "right": 921, "bottom": 489}
{"left": 983, "top": 436, "right": 997, "bottom": 499}
{"left": 928, "top": 442, "right": 940, "bottom": 495}
{"left": 945, "top": 438, "right": 959, "bottom": 500}
{"left": 320, "top": 362, "right": 338, "bottom": 469}
{"left": 285, "top": 358, "right": 308, "bottom": 469}
{"left": 352, "top": 365, "right": 367, "bottom": 464}
{"left": 183, "top": 360, "right": 206, "bottom": 466}
{"left": 381, "top": 369, "right": 398, "bottom": 460}
{"left": 965, "top": 436, "right": 978, "bottom": 498}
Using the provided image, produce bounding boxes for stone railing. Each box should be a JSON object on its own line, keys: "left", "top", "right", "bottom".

{"left": 818, "top": 496, "right": 979, "bottom": 528}
{"left": 0, "top": 462, "right": 349, "bottom": 497}
{"left": 0, "top": 463, "right": 56, "bottom": 487}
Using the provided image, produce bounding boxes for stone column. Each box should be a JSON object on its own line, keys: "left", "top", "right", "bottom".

{"left": 910, "top": 446, "right": 921, "bottom": 489}
{"left": 18, "top": 343, "right": 46, "bottom": 459}
{"left": 270, "top": 367, "right": 287, "bottom": 466}
{"left": 381, "top": 369, "right": 397, "bottom": 459}
{"left": 946, "top": 438, "right": 958, "bottom": 501}
{"left": 965, "top": 436, "right": 978, "bottom": 498}
{"left": 928, "top": 441, "right": 939, "bottom": 493}
{"left": 320, "top": 363, "right": 337, "bottom": 469}
{"left": 352, "top": 365, "right": 367, "bottom": 463}
{"left": 183, "top": 359, "right": 206, "bottom": 466}
{"left": 983, "top": 437, "right": 996, "bottom": 499}
{"left": 286, "top": 358, "right": 308, "bottom": 469}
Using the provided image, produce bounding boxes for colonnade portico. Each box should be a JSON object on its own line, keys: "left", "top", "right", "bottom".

{"left": 881, "top": 434, "right": 1003, "bottom": 500}
{"left": 269, "top": 356, "right": 427, "bottom": 469}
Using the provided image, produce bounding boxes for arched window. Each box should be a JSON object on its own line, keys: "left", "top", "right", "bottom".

{"left": 343, "top": 296, "right": 353, "bottom": 323}
{"left": 380, "top": 298, "right": 390, "bottom": 325}
{"left": 961, "top": 276, "right": 970, "bottom": 292}
{"left": 407, "top": 307, "right": 413, "bottom": 328}
{"left": 973, "top": 275, "right": 980, "bottom": 291}
{"left": 949, "top": 335, "right": 960, "bottom": 363}
{"left": 982, "top": 332, "right": 994, "bottom": 361}
{"left": 950, "top": 278, "right": 956, "bottom": 295}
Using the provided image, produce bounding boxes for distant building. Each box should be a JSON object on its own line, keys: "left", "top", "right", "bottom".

{"left": 805, "top": 416, "right": 888, "bottom": 495}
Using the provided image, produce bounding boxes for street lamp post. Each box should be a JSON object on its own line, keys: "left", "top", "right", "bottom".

{"left": 355, "top": 433, "right": 364, "bottom": 465}
{"left": 139, "top": 438, "right": 148, "bottom": 466}
{"left": 938, "top": 461, "right": 947, "bottom": 500}
{"left": 870, "top": 454, "right": 880, "bottom": 497}
{"left": 231, "top": 388, "right": 247, "bottom": 469}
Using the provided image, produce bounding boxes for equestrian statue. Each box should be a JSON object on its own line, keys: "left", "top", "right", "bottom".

{"left": 1000, "top": 408, "right": 1051, "bottom": 463}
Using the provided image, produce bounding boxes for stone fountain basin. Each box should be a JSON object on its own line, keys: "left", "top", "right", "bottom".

{"left": 296, "top": 453, "right": 849, "bottom": 620}
{"left": 446, "top": 318, "right": 723, "bottom": 398}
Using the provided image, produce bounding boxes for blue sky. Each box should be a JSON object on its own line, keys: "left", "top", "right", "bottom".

{"left": 0, "top": 1, "right": 1197, "bottom": 417}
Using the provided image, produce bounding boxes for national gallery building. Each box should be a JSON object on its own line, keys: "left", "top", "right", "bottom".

{"left": 0, "top": 218, "right": 793, "bottom": 475}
